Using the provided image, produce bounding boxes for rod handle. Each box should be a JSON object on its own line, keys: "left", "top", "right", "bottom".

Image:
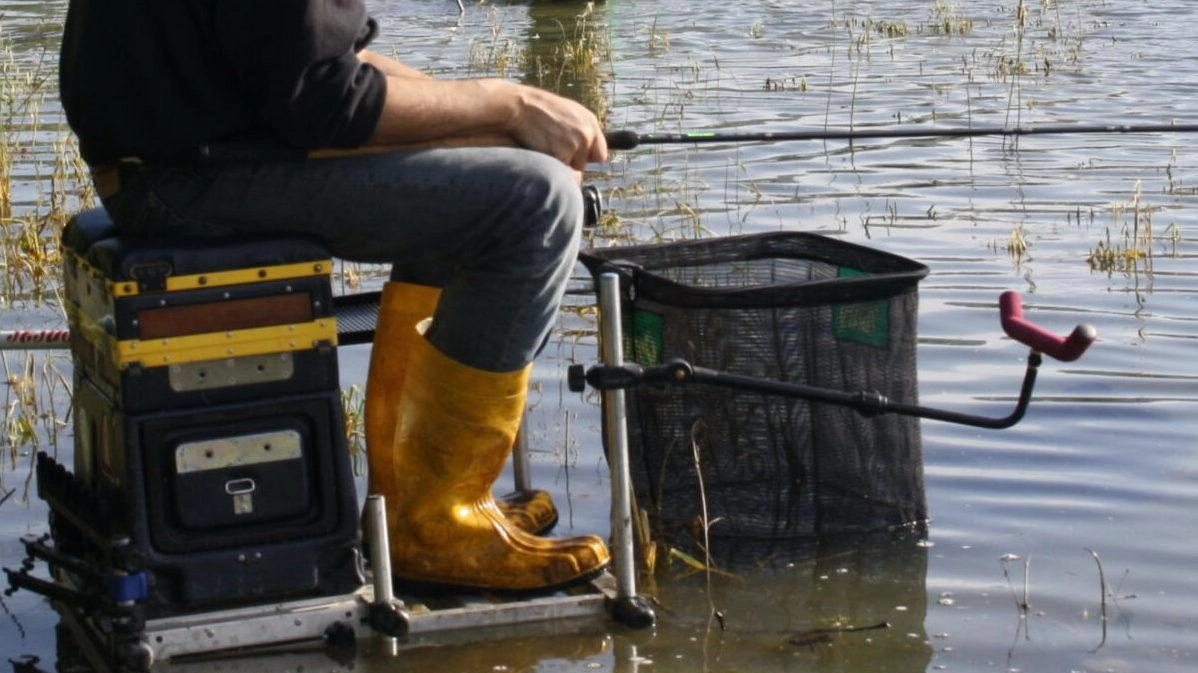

{"left": 999, "top": 291, "right": 1096, "bottom": 362}
{"left": 605, "top": 129, "right": 640, "bottom": 150}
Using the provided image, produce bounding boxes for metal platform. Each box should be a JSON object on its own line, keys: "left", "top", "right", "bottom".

{"left": 119, "top": 572, "right": 620, "bottom": 666}
{"left": 34, "top": 490, "right": 633, "bottom": 671}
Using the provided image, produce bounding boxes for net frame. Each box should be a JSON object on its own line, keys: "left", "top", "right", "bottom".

{"left": 580, "top": 232, "right": 930, "bottom": 564}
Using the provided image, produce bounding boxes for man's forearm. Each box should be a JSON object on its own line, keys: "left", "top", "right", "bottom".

{"left": 366, "top": 75, "right": 607, "bottom": 170}
{"left": 367, "top": 76, "right": 516, "bottom": 146}
{"left": 359, "top": 49, "right": 432, "bottom": 79}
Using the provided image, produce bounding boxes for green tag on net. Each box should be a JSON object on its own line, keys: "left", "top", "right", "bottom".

{"left": 832, "top": 268, "right": 889, "bottom": 348}
{"left": 625, "top": 310, "right": 664, "bottom": 365}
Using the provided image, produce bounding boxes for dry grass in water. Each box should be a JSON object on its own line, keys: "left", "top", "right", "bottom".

{"left": 929, "top": 1, "right": 974, "bottom": 35}
{"left": 523, "top": 3, "right": 612, "bottom": 121}
{"left": 341, "top": 384, "right": 367, "bottom": 476}
{"left": 2, "top": 351, "right": 71, "bottom": 504}
{"left": 990, "top": 225, "right": 1029, "bottom": 261}
{"left": 0, "top": 26, "right": 83, "bottom": 494}
{"left": 1087, "top": 181, "right": 1173, "bottom": 274}
{"left": 1, "top": 26, "right": 94, "bottom": 305}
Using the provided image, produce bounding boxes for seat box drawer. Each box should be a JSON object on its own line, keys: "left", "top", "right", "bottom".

{"left": 172, "top": 429, "right": 312, "bottom": 530}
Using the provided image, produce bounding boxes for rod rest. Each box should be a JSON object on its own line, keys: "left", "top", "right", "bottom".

{"left": 37, "top": 452, "right": 121, "bottom": 543}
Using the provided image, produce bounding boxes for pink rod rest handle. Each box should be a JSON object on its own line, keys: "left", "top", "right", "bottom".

{"left": 999, "top": 291, "right": 1097, "bottom": 362}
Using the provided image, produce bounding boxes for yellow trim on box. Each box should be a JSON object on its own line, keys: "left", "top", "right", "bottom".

{"left": 109, "top": 260, "right": 334, "bottom": 297}
{"left": 113, "top": 320, "right": 338, "bottom": 369}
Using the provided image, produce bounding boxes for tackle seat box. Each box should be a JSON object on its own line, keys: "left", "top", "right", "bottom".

{"left": 49, "top": 208, "right": 362, "bottom": 615}
{"left": 61, "top": 208, "right": 340, "bottom": 412}
{"left": 62, "top": 378, "right": 363, "bottom": 611}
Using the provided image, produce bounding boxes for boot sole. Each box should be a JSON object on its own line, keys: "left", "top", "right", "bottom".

{"left": 359, "top": 512, "right": 560, "bottom": 560}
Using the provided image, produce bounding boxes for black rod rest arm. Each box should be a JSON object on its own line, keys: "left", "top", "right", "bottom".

{"left": 568, "top": 291, "right": 1096, "bottom": 431}
{"left": 568, "top": 352, "right": 1043, "bottom": 430}
{"left": 4, "top": 534, "right": 142, "bottom": 622}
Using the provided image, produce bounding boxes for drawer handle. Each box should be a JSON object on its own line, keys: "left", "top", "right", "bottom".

{"left": 225, "top": 478, "right": 257, "bottom": 495}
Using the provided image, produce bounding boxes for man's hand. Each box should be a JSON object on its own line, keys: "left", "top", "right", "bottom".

{"left": 505, "top": 84, "right": 608, "bottom": 170}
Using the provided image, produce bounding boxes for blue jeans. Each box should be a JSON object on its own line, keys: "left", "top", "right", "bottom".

{"left": 101, "top": 147, "right": 584, "bottom": 372}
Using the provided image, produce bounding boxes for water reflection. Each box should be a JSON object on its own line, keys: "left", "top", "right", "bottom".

{"left": 519, "top": 0, "right": 611, "bottom": 121}
{"left": 368, "top": 629, "right": 612, "bottom": 673}
{"left": 40, "top": 539, "right": 930, "bottom": 673}
{"left": 48, "top": 614, "right": 613, "bottom": 673}
{"left": 629, "top": 539, "right": 932, "bottom": 672}
{"left": 6, "top": 0, "right": 1198, "bottom": 670}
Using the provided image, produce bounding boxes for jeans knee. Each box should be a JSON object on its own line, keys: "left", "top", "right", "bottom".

{"left": 537, "top": 158, "right": 585, "bottom": 253}
{"left": 507, "top": 155, "right": 584, "bottom": 276}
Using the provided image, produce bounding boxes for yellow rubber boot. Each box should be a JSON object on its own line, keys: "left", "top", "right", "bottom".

{"left": 364, "top": 281, "right": 559, "bottom": 534}
{"left": 385, "top": 334, "right": 610, "bottom": 590}
{"left": 497, "top": 490, "right": 558, "bottom": 535}
{"left": 365, "top": 282, "right": 443, "bottom": 500}
{"left": 491, "top": 482, "right": 558, "bottom": 533}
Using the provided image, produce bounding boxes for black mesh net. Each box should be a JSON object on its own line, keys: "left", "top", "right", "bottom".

{"left": 580, "top": 232, "right": 930, "bottom": 564}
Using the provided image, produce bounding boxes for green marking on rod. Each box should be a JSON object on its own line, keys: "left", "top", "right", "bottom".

{"left": 685, "top": 132, "right": 717, "bottom": 139}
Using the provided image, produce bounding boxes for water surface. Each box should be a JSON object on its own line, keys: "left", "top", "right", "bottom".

{"left": 2, "top": 1, "right": 1196, "bottom": 671}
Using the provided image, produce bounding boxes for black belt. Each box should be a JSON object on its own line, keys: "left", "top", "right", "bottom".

{"left": 89, "top": 163, "right": 123, "bottom": 200}
{"left": 89, "top": 158, "right": 149, "bottom": 200}
{"left": 87, "top": 142, "right": 303, "bottom": 200}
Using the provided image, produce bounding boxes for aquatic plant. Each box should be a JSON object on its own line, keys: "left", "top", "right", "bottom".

{"left": 469, "top": 15, "right": 522, "bottom": 78}
{"left": 341, "top": 384, "right": 366, "bottom": 475}
{"left": 1087, "top": 181, "right": 1160, "bottom": 275}
{"left": 2, "top": 350, "right": 70, "bottom": 503}
{"left": 0, "top": 25, "right": 83, "bottom": 493}
{"left": 929, "top": 1, "right": 974, "bottom": 35}
{"left": 646, "top": 18, "right": 670, "bottom": 56}
{"left": 522, "top": 2, "right": 613, "bottom": 121}
{"left": 0, "top": 24, "right": 93, "bottom": 305}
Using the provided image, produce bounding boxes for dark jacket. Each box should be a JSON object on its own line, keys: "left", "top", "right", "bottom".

{"left": 60, "top": 0, "right": 387, "bottom": 164}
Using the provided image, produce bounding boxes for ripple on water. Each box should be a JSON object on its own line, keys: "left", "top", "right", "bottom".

{"left": 2, "top": 0, "right": 1198, "bottom": 670}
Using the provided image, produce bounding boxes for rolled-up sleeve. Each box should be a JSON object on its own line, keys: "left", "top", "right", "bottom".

{"left": 213, "top": 0, "right": 386, "bottom": 149}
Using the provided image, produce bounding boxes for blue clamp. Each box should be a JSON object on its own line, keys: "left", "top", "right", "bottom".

{"left": 107, "top": 572, "right": 149, "bottom": 603}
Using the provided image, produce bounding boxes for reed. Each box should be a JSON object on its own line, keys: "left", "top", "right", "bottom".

{"left": 0, "top": 26, "right": 80, "bottom": 492}
{"left": 1087, "top": 181, "right": 1158, "bottom": 274}
{"left": 468, "top": 16, "right": 521, "bottom": 78}
{"left": 1003, "top": 226, "right": 1029, "bottom": 259}
{"left": 341, "top": 384, "right": 367, "bottom": 475}
{"left": 1, "top": 26, "right": 93, "bottom": 306}
{"left": 929, "top": 1, "right": 974, "bottom": 35}
{"left": 2, "top": 349, "right": 70, "bottom": 502}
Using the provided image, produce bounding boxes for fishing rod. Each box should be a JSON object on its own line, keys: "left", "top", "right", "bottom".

{"left": 604, "top": 122, "right": 1198, "bottom": 150}
{"left": 0, "top": 122, "right": 1182, "bottom": 353}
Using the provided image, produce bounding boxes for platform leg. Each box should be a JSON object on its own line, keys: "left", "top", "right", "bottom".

{"left": 597, "top": 273, "right": 656, "bottom": 629}
{"left": 364, "top": 494, "right": 409, "bottom": 646}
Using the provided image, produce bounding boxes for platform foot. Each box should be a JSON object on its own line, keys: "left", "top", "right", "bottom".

{"left": 609, "top": 595, "right": 656, "bottom": 629}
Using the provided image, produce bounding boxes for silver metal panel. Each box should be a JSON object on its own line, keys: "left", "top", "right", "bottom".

{"left": 175, "top": 430, "right": 302, "bottom": 474}
{"left": 140, "top": 576, "right": 616, "bottom": 662}
{"left": 168, "top": 352, "right": 295, "bottom": 392}
{"left": 145, "top": 588, "right": 377, "bottom": 662}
